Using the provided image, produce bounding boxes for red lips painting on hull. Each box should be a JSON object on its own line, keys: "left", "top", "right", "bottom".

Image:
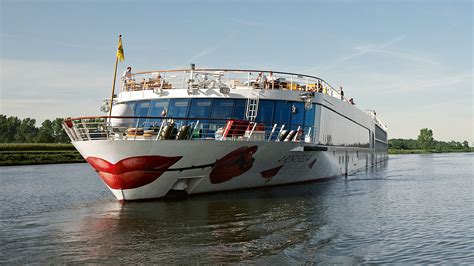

{"left": 86, "top": 155, "right": 182, "bottom": 189}
{"left": 209, "top": 146, "right": 258, "bottom": 184}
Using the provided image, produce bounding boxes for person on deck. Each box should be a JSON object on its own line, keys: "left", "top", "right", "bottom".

{"left": 267, "top": 71, "right": 276, "bottom": 89}
{"left": 122, "top": 66, "right": 133, "bottom": 90}
{"left": 255, "top": 72, "right": 267, "bottom": 89}
{"left": 339, "top": 86, "right": 344, "bottom": 100}
{"left": 123, "top": 66, "right": 132, "bottom": 81}
{"left": 317, "top": 81, "right": 323, "bottom": 93}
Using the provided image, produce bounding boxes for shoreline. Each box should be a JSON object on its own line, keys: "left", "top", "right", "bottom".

{"left": 1, "top": 143, "right": 472, "bottom": 166}
{"left": 389, "top": 148, "right": 474, "bottom": 154}
{"left": 0, "top": 144, "right": 84, "bottom": 166}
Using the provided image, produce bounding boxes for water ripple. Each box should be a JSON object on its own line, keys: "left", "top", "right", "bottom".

{"left": 0, "top": 153, "right": 473, "bottom": 263}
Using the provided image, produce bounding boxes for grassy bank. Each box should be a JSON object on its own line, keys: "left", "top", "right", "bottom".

{"left": 0, "top": 143, "right": 85, "bottom": 166}
{"left": 1, "top": 143, "right": 472, "bottom": 166}
{"left": 389, "top": 148, "right": 474, "bottom": 154}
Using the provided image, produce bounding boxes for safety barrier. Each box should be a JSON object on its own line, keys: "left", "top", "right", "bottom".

{"left": 63, "top": 116, "right": 317, "bottom": 143}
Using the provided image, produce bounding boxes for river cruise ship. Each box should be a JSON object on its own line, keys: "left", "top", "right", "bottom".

{"left": 63, "top": 67, "right": 388, "bottom": 201}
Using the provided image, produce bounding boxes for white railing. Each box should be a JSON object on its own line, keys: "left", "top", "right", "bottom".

{"left": 120, "top": 68, "right": 345, "bottom": 101}
{"left": 365, "top": 109, "right": 388, "bottom": 131}
{"left": 63, "top": 116, "right": 317, "bottom": 144}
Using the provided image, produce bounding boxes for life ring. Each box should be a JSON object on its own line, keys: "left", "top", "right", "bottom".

{"left": 143, "top": 130, "right": 156, "bottom": 135}
{"left": 127, "top": 128, "right": 144, "bottom": 134}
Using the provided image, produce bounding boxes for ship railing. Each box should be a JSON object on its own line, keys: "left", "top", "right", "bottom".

{"left": 63, "top": 116, "right": 317, "bottom": 144}
{"left": 120, "top": 68, "right": 345, "bottom": 101}
{"left": 364, "top": 109, "right": 388, "bottom": 131}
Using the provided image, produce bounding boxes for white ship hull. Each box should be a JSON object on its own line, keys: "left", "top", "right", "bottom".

{"left": 73, "top": 140, "right": 387, "bottom": 200}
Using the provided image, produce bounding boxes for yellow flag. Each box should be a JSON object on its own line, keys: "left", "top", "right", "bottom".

{"left": 116, "top": 35, "right": 124, "bottom": 62}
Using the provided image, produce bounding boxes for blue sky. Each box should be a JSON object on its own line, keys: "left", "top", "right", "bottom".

{"left": 1, "top": 0, "right": 472, "bottom": 142}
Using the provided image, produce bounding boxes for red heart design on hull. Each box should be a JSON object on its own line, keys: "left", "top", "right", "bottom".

{"left": 87, "top": 156, "right": 182, "bottom": 189}
{"left": 209, "top": 146, "right": 258, "bottom": 184}
{"left": 260, "top": 165, "right": 284, "bottom": 180}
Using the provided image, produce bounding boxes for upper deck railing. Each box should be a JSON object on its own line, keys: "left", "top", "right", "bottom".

{"left": 365, "top": 109, "right": 388, "bottom": 131}
{"left": 62, "top": 116, "right": 318, "bottom": 144}
{"left": 121, "top": 68, "right": 345, "bottom": 100}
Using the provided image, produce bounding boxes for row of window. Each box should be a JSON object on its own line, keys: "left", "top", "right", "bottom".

{"left": 375, "top": 124, "right": 388, "bottom": 142}
{"left": 318, "top": 106, "right": 370, "bottom": 148}
{"left": 124, "top": 98, "right": 316, "bottom": 129}
{"left": 375, "top": 140, "right": 388, "bottom": 150}
{"left": 127, "top": 98, "right": 246, "bottom": 121}
{"left": 122, "top": 98, "right": 373, "bottom": 148}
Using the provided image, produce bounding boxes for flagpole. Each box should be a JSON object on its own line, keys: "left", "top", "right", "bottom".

{"left": 108, "top": 34, "right": 122, "bottom": 117}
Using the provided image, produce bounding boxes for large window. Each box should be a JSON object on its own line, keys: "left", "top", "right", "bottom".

{"left": 304, "top": 104, "right": 316, "bottom": 127}
{"left": 232, "top": 99, "right": 246, "bottom": 120}
{"left": 135, "top": 101, "right": 151, "bottom": 127}
{"left": 273, "top": 101, "right": 291, "bottom": 126}
{"left": 135, "top": 101, "right": 151, "bottom": 117}
{"left": 189, "top": 99, "right": 212, "bottom": 119}
{"left": 290, "top": 102, "right": 304, "bottom": 129}
{"left": 210, "top": 99, "right": 234, "bottom": 120}
{"left": 125, "top": 101, "right": 137, "bottom": 114}
{"left": 149, "top": 99, "right": 170, "bottom": 117}
{"left": 256, "top": 100, "right": 274, "bottom": 124}
{"left": 304, "top": 104, "right": 316, "bottom": 142}
{"left": 168, "top": 99, "right": 190, "bottom": 118}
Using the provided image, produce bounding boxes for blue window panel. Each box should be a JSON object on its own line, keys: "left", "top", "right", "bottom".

{"left": 125, "top": 101, "right": 137, "bottom": 114}
{"left": 149, "top": 99, "right": 170, "bottom": 117}
{"left": 189, "top": 99, "right": 212, "bottom": 119}
{"left": 304, "top": 104, "right": 316, "bottom": 126}
{"left": 168, "top": 99, "right": 190, "bottom": 118}
{"left": 256, "top": 100, "right": 274, "bottom": 124}
{"left": 135, "top": 100, "right": 151, "bottom": 128}
{"left": 135, "top": 100, "right": 151, "bottom": 117}
{"left": 273, "top": 101, "right": 291, "bottom": 126}
{"left": 146, "top": 99, "right": 170, "bottom": 128}
{"left": 290, "top": 102, "right": 305, "bottom": 128}
{"left": 303, "top": 104, "right": 317, "bottom": 142}
{"left": 188, "top": 99, "right": 213, "bottom": 137}
{"left": 232, "top": 99, "right": 246, "bottom": 120}
{"left": 210, "top": 99, "right": 234, "bottom": 120}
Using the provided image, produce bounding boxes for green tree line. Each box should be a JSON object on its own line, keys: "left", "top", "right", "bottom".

{"left": 0, "top": 114, "right": 70, "bottom": 143}
{"left": 389, "top": 128, "right": 470, "bottom": 152}
{"left": 0, "top": 115, "right": 472, "bottom": 150}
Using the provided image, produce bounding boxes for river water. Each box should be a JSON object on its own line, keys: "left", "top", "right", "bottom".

{"left": 0, "top": 153, "right": 473, "bottom": 264}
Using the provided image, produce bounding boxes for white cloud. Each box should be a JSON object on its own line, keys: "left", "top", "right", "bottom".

{"left": 304, "top": 36, "right": 406, "bottom": 74}
{"left": 182, "top": 34, "right": 234, "bottom": 65}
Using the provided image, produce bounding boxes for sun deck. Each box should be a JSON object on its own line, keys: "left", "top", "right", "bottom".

{"left": 121, "top": 68, "right": 344, "bottom": 98}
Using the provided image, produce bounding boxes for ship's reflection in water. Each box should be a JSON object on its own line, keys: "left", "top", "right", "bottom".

{"left": 72, "top": 182, "right": 333, "bottom": 263}
{"left": 2, "top": 153, "right": 473, "bottom": 263}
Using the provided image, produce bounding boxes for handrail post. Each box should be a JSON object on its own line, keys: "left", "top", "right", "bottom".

{"left": 293, "top": 126, "right": 301, "bottom": 142}
{"left": 276, "top": 124, "right": 285, "bottom": 142}
{"left": 191, "top": 120, "right": 200, "bottom": 140}
{"left": 156, "top": 120, "right": 165, "bottom": 140}
{"left": 305, "top": 127, "right": 312, "bottom": 143}
{"left": 133, "top": 118, "right": 139, "bottom": 140}
{"left": 268, "top": 123, "right": 277, "bottom": 141}
{"left": 247, "top": 122, "right": 257, "bottom": 141}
